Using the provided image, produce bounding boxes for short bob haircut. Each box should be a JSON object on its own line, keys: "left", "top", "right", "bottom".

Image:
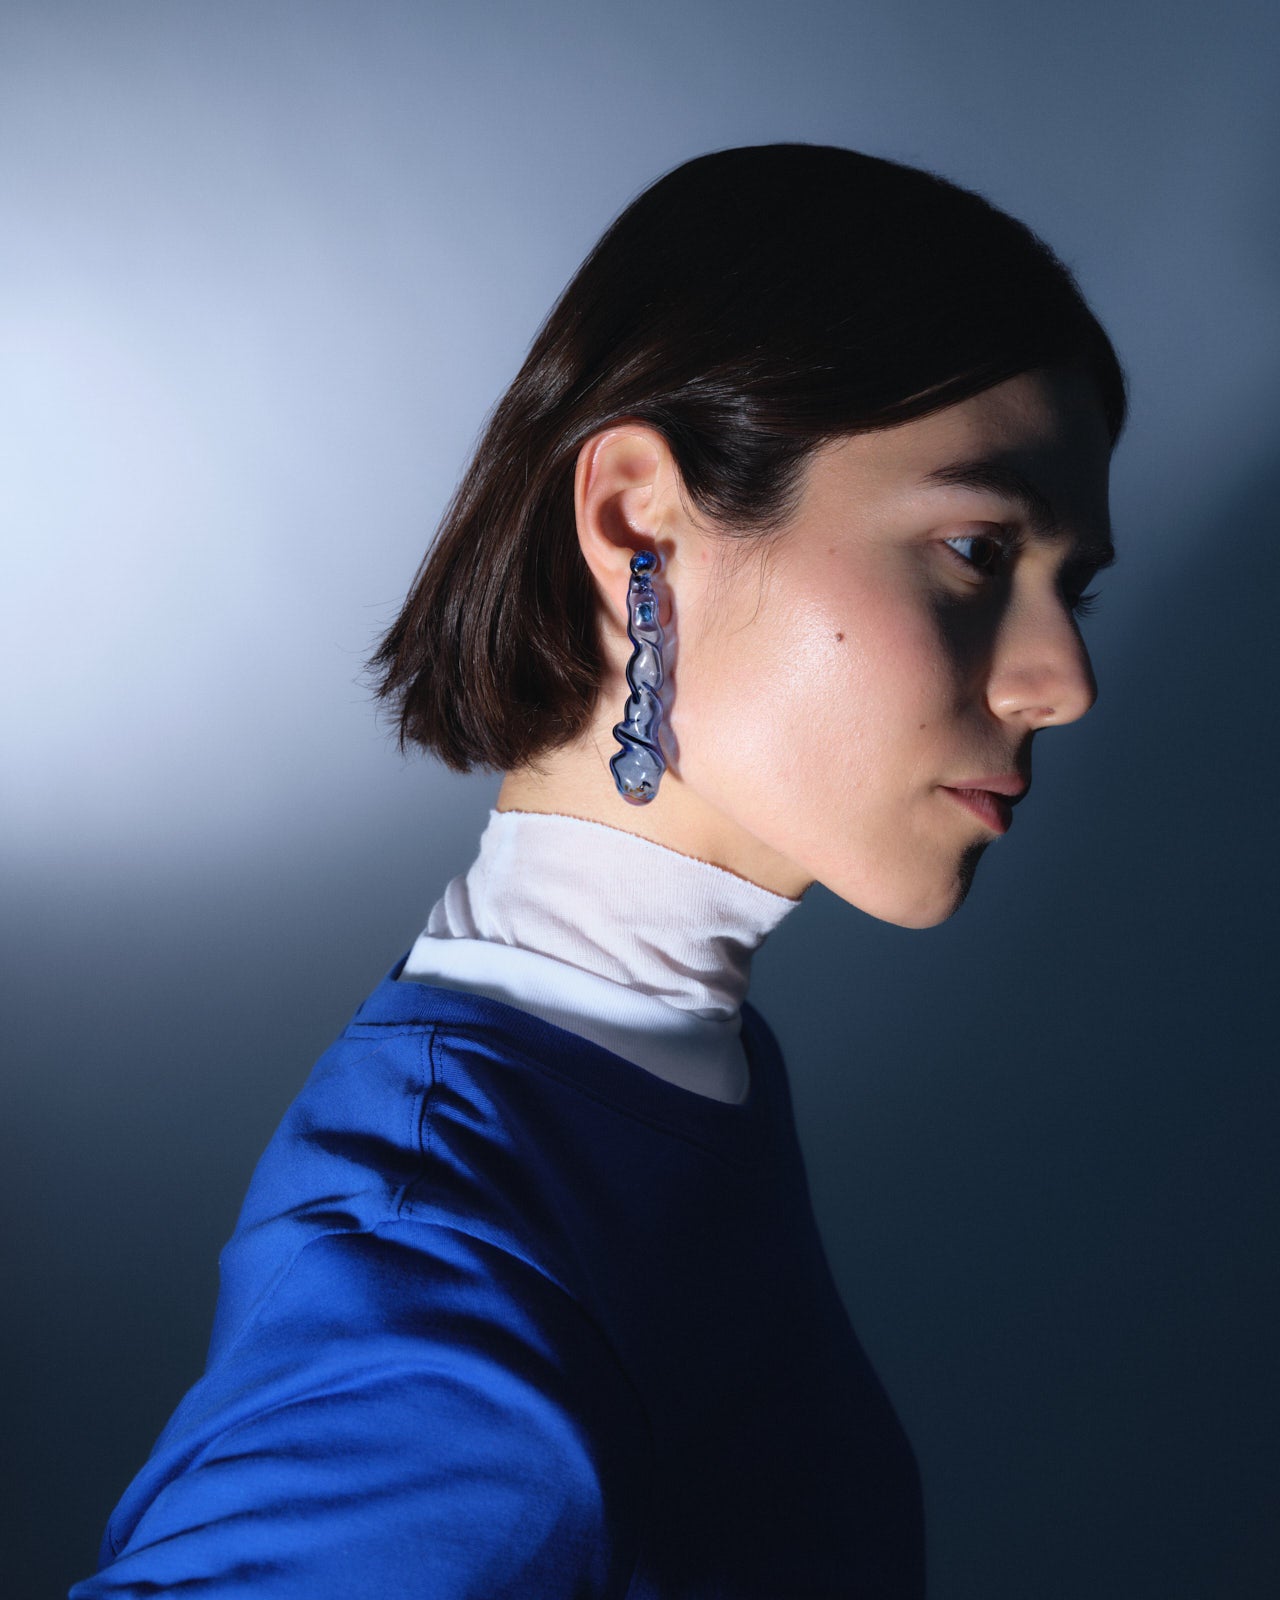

{"left": 370, "top": 142, "right": 1129, "bottom": 775}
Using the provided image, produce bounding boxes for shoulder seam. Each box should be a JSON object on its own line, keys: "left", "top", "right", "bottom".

{"left": 418, "top": 1022, "right": 757, "bottom": 1171}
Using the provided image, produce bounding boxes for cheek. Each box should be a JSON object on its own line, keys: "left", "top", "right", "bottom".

{"left": 679, "top": 601, "right": 882, "bottom": 792}
{"left": 670, "top": 604, "right": 823, "bottom": 787}
{"left": 778, "top": 584, "right": 950, "bottom": 735}
{"left": 673, "top": 569, "right": 956, "bottom": 807}
{"left": 781, "top": 616, "right": 958, "bottom": 829}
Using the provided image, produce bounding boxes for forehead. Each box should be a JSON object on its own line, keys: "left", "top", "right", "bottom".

{"left": 816, "top": 366, "right": 1114, "bottom": 549}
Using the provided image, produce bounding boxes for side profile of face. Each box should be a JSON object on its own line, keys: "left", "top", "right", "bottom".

{"left": 498, "top": 362, "right": 1115, "bottom": 928}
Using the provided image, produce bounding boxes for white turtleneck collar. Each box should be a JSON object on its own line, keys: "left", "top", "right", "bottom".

{"left": 398, "top": 808, "right": 801, "bottom": 1105}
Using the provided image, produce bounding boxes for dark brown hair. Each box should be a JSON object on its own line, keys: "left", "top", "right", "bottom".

{"left": 369, "top": 142, "right": 1129, "bottom": 774}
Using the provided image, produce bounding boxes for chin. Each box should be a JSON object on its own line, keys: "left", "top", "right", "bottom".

{"left": 886, "top": 898, "right": 960, "bottom": 931}
{"left": 849, "top": 843, "right": 989, "bottom": 930}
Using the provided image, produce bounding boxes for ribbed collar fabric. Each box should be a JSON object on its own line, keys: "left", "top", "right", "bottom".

{"left": 397, "top": 807, "right": 801, "bottom": 1105}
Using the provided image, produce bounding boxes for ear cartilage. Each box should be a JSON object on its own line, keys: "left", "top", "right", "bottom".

{"left": 609, "top": 550, "right": 667, "bottom": 805}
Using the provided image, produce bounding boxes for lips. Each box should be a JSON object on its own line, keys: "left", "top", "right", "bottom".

{"left": 940, "top": 786, "right": 1015, "bottom": 834}
{"left": 948, "top": 774, "right": 1029, "bottom": 801}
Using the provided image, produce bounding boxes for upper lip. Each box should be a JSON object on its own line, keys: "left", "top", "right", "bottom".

{"left": 944, "top": 774, "right": 1030, "bottom": 804}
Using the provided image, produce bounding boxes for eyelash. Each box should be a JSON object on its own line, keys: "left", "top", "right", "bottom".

{"left": 942, "top": 532, "right": 1102, "bottom": 618}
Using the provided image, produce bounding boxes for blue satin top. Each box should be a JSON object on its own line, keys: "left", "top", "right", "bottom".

{"left": 71, "top": 960, "right": 925, "bottom": 1598}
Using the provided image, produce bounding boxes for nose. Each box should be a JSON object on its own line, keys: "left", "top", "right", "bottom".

{"left": 985, "top": 587, "right": 1098, "bottom": 730}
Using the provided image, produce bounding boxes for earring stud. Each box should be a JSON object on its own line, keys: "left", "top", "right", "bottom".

{"left": 609, "top": 549, "right": 667, "bottom": 805}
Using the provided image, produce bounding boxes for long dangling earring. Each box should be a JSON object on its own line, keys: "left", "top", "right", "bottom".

{"left": 609, "top": 549, "right": 667, "bottom": 805}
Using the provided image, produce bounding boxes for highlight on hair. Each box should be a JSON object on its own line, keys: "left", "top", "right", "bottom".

{"left": 368, "top": 142, "right": 1129, "bottom": 775}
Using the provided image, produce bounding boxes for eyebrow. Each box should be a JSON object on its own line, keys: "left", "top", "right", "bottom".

{"left": 920, "top": 457, "right": 1117, "bottom": 569}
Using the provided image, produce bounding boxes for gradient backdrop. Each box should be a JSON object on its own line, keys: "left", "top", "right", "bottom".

{"left": 3, "top": 3, "right": 1278, "bottom": 1595}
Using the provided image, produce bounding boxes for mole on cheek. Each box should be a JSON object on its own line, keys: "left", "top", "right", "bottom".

{"left": 835, "top": 632, "right": 844, "bottom": 642}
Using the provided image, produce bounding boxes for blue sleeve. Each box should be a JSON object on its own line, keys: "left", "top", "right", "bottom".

{"left": 71, "top": 1221, "right": 649, "bottom": 1598}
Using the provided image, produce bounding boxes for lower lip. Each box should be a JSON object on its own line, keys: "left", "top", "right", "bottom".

{"left": 941, "top": 787, "right": 1013, "bottom": 835}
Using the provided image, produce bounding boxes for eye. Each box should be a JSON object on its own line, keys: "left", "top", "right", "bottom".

{"left": 1059, "top": 559, "right": 1105, "bottom": 619}
{"left": 942, "top": 529, "right": 1014, "bottom": 581}
{"left": 943, "top": 532, "right": 1104, "bottom": 619}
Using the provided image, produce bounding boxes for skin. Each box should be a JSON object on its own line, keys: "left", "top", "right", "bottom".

{"left": 496, "top": 363, "right": 1115, "bottom": 928}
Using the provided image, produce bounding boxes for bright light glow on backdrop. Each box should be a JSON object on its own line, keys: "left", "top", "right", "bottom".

{"left": 3, "top": 0, "right": 1276, "bottom": 866}
{"left": 4, "top": 3, "right": 1278, "bottom": 1598}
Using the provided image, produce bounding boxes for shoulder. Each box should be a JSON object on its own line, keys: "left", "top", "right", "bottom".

{"left": 78, "top": 976, "right": 658, "bottom": 1597}
{"left": 84, "top": 1219, "right": 650, "bottom": 1598}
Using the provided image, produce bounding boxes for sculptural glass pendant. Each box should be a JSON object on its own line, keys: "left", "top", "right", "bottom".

{"left": 610, "top": 549, "right": 667, "bottom": 804}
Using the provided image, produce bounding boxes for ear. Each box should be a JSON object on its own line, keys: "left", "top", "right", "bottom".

{"left": 573, "top": 423, "right": 693, "bottom": 629}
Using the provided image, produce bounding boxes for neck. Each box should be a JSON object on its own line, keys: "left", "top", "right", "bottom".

{"left": 431, "top": 807, "right": 801, "bottom": 1020}
{"left": 496, "top": 739, "right": 815, "bottom": 900}
{"left": 402, "top": 807, "right": 803, "bottom": 1102}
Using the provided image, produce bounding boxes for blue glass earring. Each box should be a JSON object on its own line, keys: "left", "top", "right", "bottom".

{"left": 609, "top": 549, "right": 666, "bottom": 805}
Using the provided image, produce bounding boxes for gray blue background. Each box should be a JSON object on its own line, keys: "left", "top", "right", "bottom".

{"left": 3, "top": 2, "right": 1278, "bottom": 1595}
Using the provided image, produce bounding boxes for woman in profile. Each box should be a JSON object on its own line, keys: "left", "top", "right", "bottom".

{"left": 72, "top": 143, "right": 1126, "bottom": 1598}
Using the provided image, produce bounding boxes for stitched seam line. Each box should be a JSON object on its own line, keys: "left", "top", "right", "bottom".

{"left": 346, "top": 1020, "right": 753, "bottom": 1170}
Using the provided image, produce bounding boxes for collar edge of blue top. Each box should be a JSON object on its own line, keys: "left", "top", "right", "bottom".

{"left": 347, "top": 953, "right": 778, "bottom": 1146}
